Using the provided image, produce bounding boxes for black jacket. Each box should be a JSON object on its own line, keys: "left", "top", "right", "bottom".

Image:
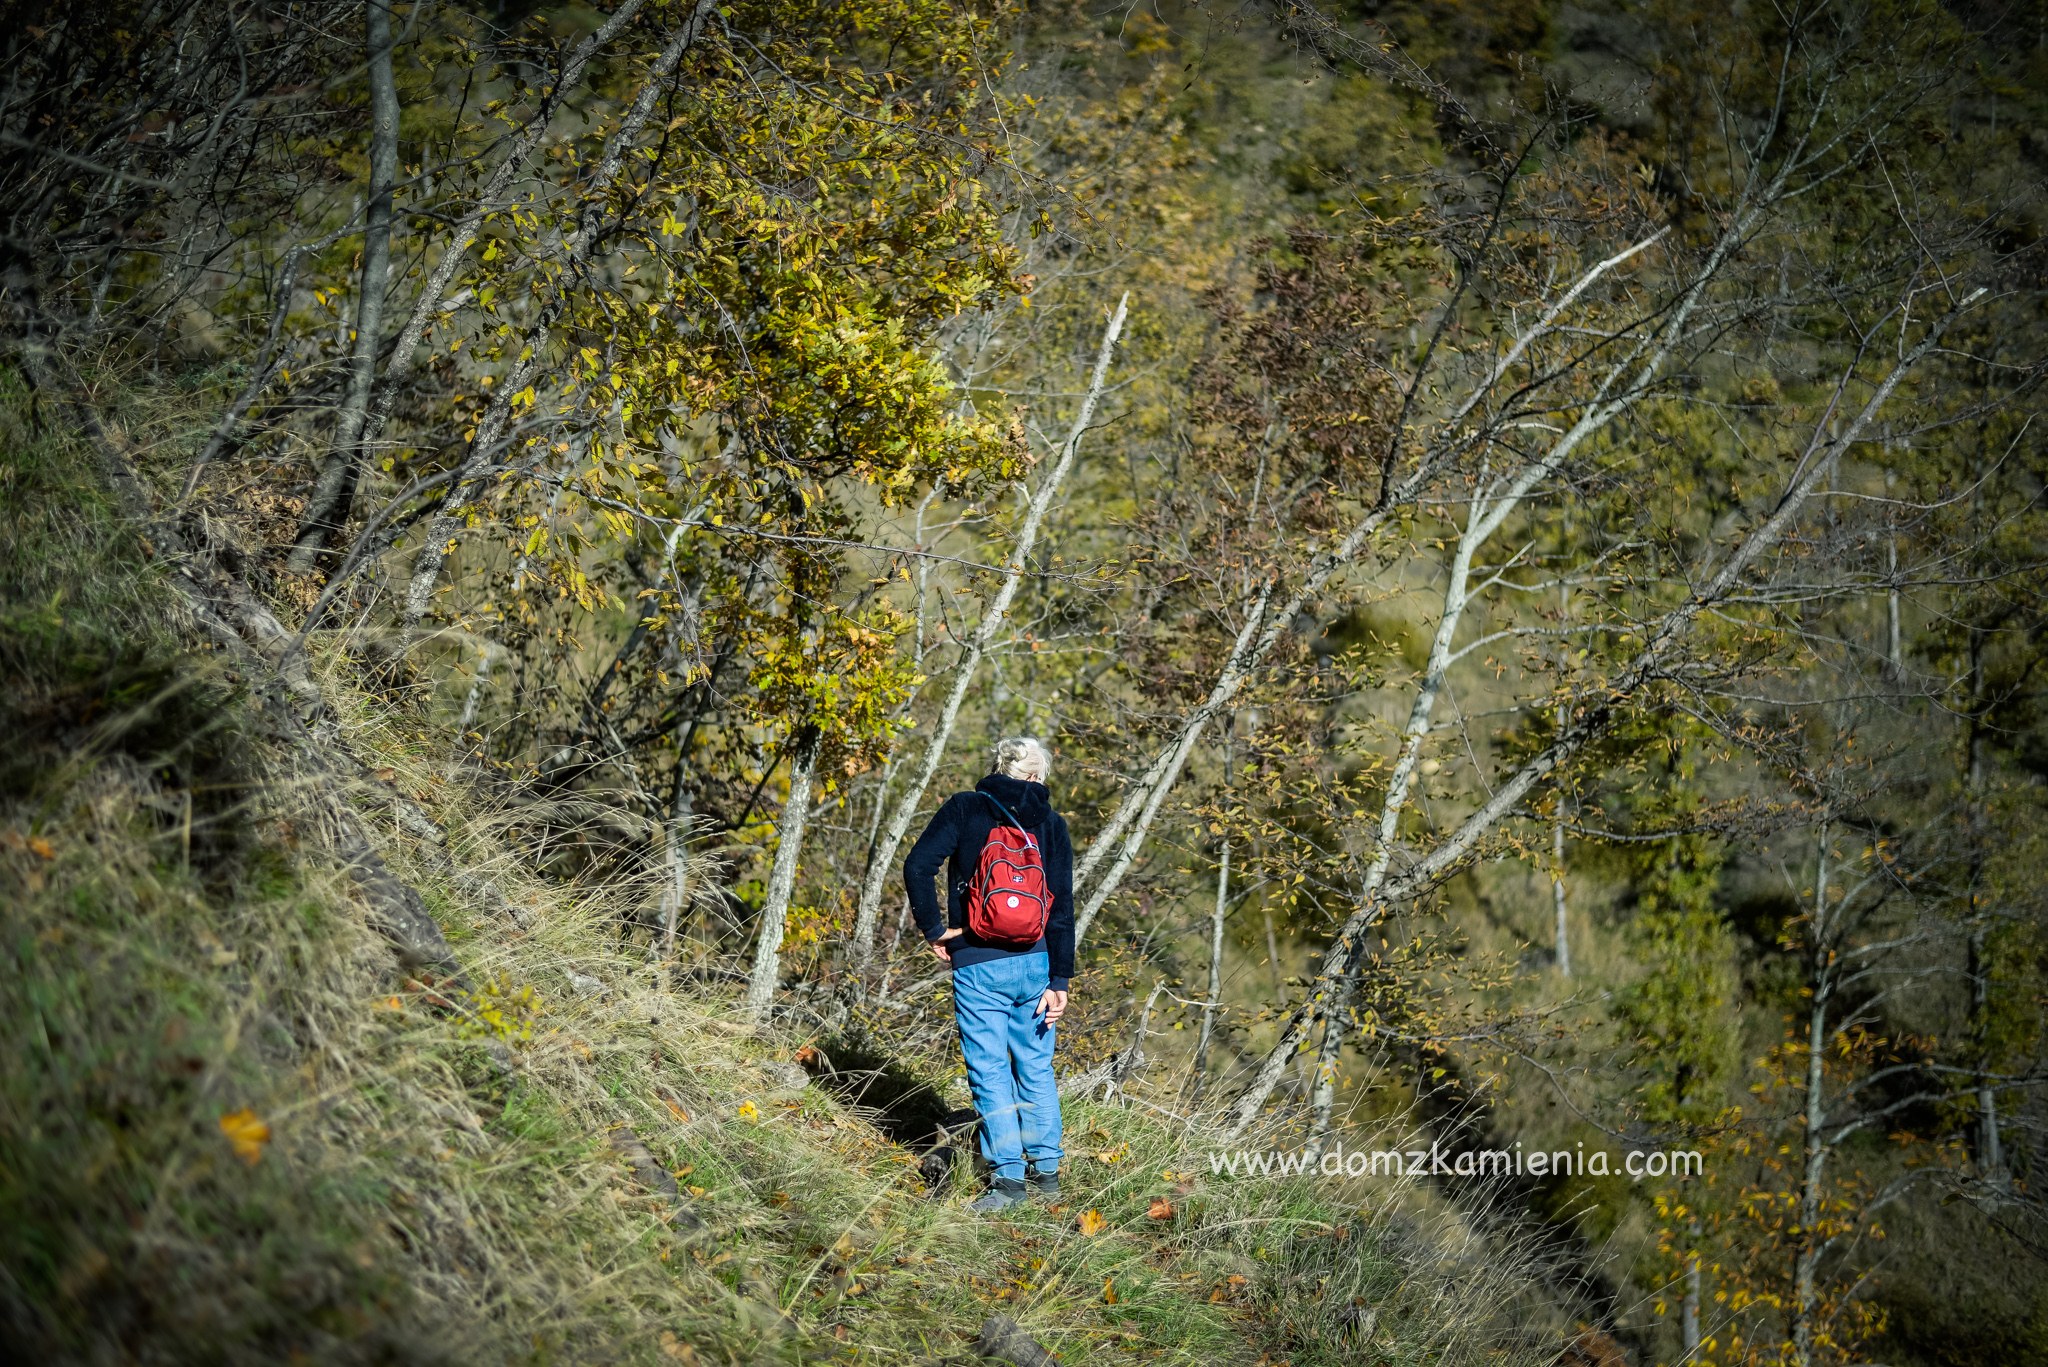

{"left": 903, "top": 773, "right": 1076, "bottom": 988}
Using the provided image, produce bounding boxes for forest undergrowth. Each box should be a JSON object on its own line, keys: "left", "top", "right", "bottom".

{"left": 0, "top": 379, "right": 1558, "bottom": 1366}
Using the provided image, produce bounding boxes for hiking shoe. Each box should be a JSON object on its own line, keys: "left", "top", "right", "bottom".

{"left": 1026, "top": 1167, "right": 1059, "bottom": 1200}
{"left": 969, "top": 1180, "right": 1028, "bottom": 1215}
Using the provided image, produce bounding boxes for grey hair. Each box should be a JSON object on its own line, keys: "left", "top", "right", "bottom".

{"left": 992, "top": 736, "right": 1052, "bottom": 784}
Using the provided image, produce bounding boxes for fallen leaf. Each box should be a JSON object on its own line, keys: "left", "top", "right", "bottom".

{"left": 1147, "top": 1196, "right": 1174, "bottom": 1220}
{"left": 1102, "top": 1276, "right": 1117, "bottom": 1304}
{"left": 657, "top": 1330, "right": 698, "bottom": 1362}
{"left": 1093, "top": 1141, "right": 1129, "bottom": 1164}
{"left": 737, "top": 1100, "right": 759, "bottom": 1123}
{"left": 1077, "top": 1208, "right": 1106, "bottom": 1237}
{"left": 28, "top": 836, "right": 54, "bottom": 860}
{"left": 371, "top": 767, "right": 397, "bottom": 783}
{"left": 218, "top": 1108, "right": 270, "bottom": 1165}
{"left": 662, "top": 1096, "right": 690, "bottom": 1123}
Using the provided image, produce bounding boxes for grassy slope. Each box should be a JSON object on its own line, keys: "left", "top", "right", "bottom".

{"left": 0, "top": 386, "right": 1543, "bottom": 1365}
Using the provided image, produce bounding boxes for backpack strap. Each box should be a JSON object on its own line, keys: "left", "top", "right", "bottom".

{"left": 979, "top": 791, "right": 1037, "bottom": 842}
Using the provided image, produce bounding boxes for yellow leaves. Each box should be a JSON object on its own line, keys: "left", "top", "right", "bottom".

{"left": 218, "top": 1108, "right": 271, "bottom": 1165}
{"left": 3, "top": 829, "right": 55, "bottom": 859}
{"left": 662, "top": 1096, "right": 690, "bottom": 1124}
{"left": 737, "top": 1100, "right": 760, "bottom": 1123}
{"left": 1147, "top": 1196, "right": 1174, "bottom": 1220}
{"left": 460, "top": 973, "right": 543, "bottom": 1047}
{"left": 1093, "top": 1141, "right": 1130, "bottom": 1165}
{"left": 658, "top": 1330, "right": 699, "bottom": 1362}
{"left": 1101, "top": 1276, "right": 1117, "bottom": 1304}
{"left": 1076, "top": 1208, "right": 1107, "bottom": 1236}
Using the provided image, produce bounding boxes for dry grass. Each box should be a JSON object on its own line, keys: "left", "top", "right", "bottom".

{"left": 0, "top": 378, "right": 1558, "bottom": 1364}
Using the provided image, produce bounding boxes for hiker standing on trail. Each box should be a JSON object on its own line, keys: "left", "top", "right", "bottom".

{"left": 903, "top": 736, "right": 1074, "bottom": 1214}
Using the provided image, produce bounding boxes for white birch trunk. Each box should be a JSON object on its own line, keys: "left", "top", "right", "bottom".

{"left": 1792, "top": 821, "right": 1832, "bottom": 1367}
{"left": 744, "top": 738, "right": 819, "bottom": 1024}
{"left": 658, "top": 757, "right": 694, "bottom": 964}
{"left": 1070, "top": 228, "right": 1681, "bottom": 940}
{"left": 849, "top": 294, "right": 1128, "bottom": 961}
{"left": 1193, "top": 723, "right": 1233, "bottom": 1108}
{"left": 1218, "top": 293, "right": 1982, "bottom": 1141}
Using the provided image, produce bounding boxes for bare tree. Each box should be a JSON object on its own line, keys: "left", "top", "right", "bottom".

{"left": 287, "top": 0, "right": 399, "bottom": 569}
{"left": 849, "top": 293, "right": 1128, "bottom": 964}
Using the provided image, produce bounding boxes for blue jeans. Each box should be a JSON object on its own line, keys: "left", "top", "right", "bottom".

{"left": 952, "top": 952, "right": 1062, "bottom": 1183}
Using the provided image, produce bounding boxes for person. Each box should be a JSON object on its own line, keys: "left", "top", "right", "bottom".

{"left": 903, "top": 736, "right": 1075, "bottom": 1214}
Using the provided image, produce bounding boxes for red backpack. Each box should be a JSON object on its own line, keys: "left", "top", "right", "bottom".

{"left": 966, "top": 794, "right": 1051, "bottom": 947}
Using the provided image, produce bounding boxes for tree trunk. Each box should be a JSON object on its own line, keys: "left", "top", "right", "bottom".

{"left": 1193, "top": 840, "right": 1230, "bottom": 1102}
{"left": 1307, "top": 969, "right": 1358, "bottom": 1156}
{"left": 350, "top": 0, "right": 660, "bottom": 456}
{"left": 393, "top": 15, "right": 712, "bottom": 641}
{"left": 1218, "top": 297, "right": 1980, "bottom": 1141}
{"left": 1884, "top": 467, "right": 1904, "bottom": 681}
{"left": 1682, "top": 1225, "right": 1702, "bottom": 1359}
{"left": 744, "top": 734, "right": 819, "bottom": 1024}
{"left": 288, "top": 0, "right": 398, "bottom": 570}
{"left": 1792, "top": 820, "right": 1832, "bottom": 1367}
{"left": 1069, "top": 228, "right": 1679, "bottom": 938}
{"left": 1552, "top": 784, "right": 1571, "bottom": 978}
{"left": 658, "top": 742, "right": 695, "bottom": 965}
{"left": 849, "top": 293, "right": 1127, "bottom": 964}
{"left": 451, "top": 641, "right": 495, "bottom": 760}
{"left": 1964, "top": 638, "right": 2006, "bottom": 1179}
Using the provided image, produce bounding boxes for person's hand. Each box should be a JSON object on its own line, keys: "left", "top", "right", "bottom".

{"left": 928, "top": 927, "right": 965, "bottom": 962}
{"left": 1037, "top": 988, "right": 1069, "bottom": 1023}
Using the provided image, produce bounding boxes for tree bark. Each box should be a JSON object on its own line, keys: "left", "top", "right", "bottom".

{"left": 347, "top": 0, "right": 660, "bottom": 457}
{"left": 1069, "top": 228, "right": 1680, "bottom": 942}
{"left": 1218, "top": 292, "right": 1983, "bottom": 1141}
{"left": 1791, "top": 820, "right": 1832, "bottom": 1367}
{"left": 1552, "top": 772, "right": 1571, "bottom": 979}
{"left": 658, "top": 737, "right": 695, "bottom": 965}
{"left": 1884, "top": 467, "right": 1904, "bottom": 681}
{"left": 1307, "top": 969, "right": 1357, "bottom": 1156}
{"left": 849, "top": 293, "right": 1127, "bottom": 963}
{"left": 1964, "top": 636, "right": 2006, "bottom": 1179}
{"left": 1193, "top": 722, "right": 1233, "bottom": 1109}
{"left": 744, "top": 733, "right": 819, "bottom": 1024}
{"left": 289, "top": 0, "right": 399, "bottom": 570}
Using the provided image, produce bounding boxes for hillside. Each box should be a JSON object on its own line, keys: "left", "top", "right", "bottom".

{"left": 2, "top": 388, "right": 1551, "bottom": 1362}
{"left": 4, "top": 0, "right": 2047, "bottom": 1364}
